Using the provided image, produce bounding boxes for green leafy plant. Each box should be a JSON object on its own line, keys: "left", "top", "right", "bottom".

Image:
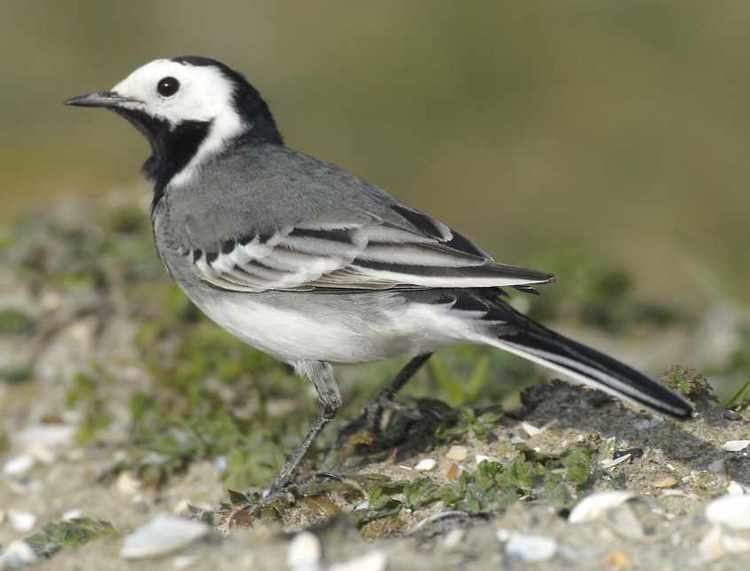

{"left": 725, "top": 380, "right": 750, "bottom": 410}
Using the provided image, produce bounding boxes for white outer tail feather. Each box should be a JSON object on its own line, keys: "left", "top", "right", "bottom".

{"left": 478, "top": 335, "right": 691, "bottom": 418}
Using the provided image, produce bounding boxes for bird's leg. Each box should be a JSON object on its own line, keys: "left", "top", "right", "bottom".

{"left": 339, "top": 353, "right": 433, "bottom": 441}
{"left": 370, "top": 352, "right": 434, "bottom": 430}
{"left": 268, "top": 361, "right": 341, "bottom": 494}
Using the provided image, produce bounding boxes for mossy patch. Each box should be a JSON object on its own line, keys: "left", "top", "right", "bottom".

{"left": 0, "top": 308, "right": 35, "bottom": 335}
{"left": 561, "top": 446, "right": 593, "bottom": 489}
{"left": 0, "top": 365, "right": 33, "bottom": 384}
{"left": 25, "top": 517, "right": 117, "bottom": 559}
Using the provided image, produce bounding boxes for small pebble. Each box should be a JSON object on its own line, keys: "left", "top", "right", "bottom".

{"left": 353, "top": 500, "right": 369, "bottom": 511}
{"left": 475, "top": 454, "right": 491, "bottom": 465}
{"left": 120, "top": 514, "right": 209, "bottom": 560}
{"left": 414, "top": 458, "right": 436, "bottom": 472}
{"left": 173, "top": 555, "right": 199, "bottom": 569}
{"left": 2, "top": 456, "right": 35, "bottom": 478}
{"left": 705, "top": 495, "right": 750, "bottom": 530}
{"left": 173, "top": 500, "right": 192, "bottom": 517}
{"left": 504, "top": 533, "right": 557, "bottom": 562}
{"left": 62, "top": 509, "right": 83, "bottom": 521}
{"left": 8, "top": 510, "right": 36, "bottom": 533}
{"left": 287, "top": 531, "right": 322, "bottom": 571}
{"left": 446, "top": 445, "right": 467, "bottom": 462}
{"left": 0, "top": 540, "right": 38, "bottom": 569}
{"left": 442, "top": 528, "right": 465, "bottom": 549}
{"left": 329, "top": 550, "right": 387, "bottom": 571}
{"left": 723, "top": 410, "right": 742, "bottom": 421}
{"left": 116, "top": 471, "right": 142, "bottom": 496}
{"left": 652, "top": 476, "right": 678, "bottom": 489}
{"left": 722, "top": 440, "right": 750, "bottom": 452}
{"left": 603, "top": 550, "right": 631, "bottom": 570}
{"left": 569, "top": 491, "right": 635, "bottom": 524}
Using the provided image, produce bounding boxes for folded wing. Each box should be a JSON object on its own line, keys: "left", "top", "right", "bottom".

{"left": 185, "top": 204, "right": 554, "bottom": 293}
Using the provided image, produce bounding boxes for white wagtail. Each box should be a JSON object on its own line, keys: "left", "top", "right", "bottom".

{"left": 67, "top": 56, "right": 692, "bottom": 491}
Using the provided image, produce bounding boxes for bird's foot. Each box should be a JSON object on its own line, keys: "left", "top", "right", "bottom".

{"left": 220, "top": 472, "right": 346, "bottom": 528}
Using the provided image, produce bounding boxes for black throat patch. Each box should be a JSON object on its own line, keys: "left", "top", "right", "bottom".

{"left": 114, "top": 108, "right": 211, "bottom": 209}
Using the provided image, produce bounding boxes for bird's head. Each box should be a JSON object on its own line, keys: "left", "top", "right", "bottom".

{"left": 66, "top": 56, "right": 282, "bottom": 191}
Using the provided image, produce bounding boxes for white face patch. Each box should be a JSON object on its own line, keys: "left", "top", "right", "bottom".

{"left": 112, "top": 59, "right": 237, "bottom": 125}
{"left": 112, "top": 59, "right": 245, "bottom": 186}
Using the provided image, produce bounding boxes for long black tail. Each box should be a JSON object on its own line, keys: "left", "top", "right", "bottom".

{"left": 485, "top": 315, "right": 693, "bottom": 419}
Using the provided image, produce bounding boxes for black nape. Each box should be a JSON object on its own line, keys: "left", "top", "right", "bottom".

{"left": 171, "top": 55, "right": 283, "bottom": 146}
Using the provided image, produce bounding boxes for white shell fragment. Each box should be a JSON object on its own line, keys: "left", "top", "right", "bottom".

{"left": 0, "top": 540, "right": 38, "bottom": 569}
{"left": 329, "top": 550, "right": 388, "bottom": 571}
{"left": 520, "top": 422, "right": 542, "bottom": 437}
{"left": 120, "top": 514, "right": 209, "bottom": 560}
{"left": 287, "top": 531, "right": 322, "bottom": 571}
{"left": 475, "top": 454, "right": 492, "bottom": 465}
{"left": 705, "top": 495, "right": 750, "bottom": 530}
{"left": 2, "top": 456, "right": 35, "bottom": 478}
{"left": 606, "top": 504, "right": 645, "bottom": 540}
{"left": 727, "top": 481, "right": 747, "bottom": 496}
{"left": 414, "top": 458, "right": 437, "bottom": 472}
{"left": 505, "top": 533, "right": 558, "bottom": 562}
{"left": 600, "top": 454, "right": 631, "bottom": 470}
{"left": 722, "top": 440, "right": 750, "bottom": 452}
{"left": 8, "top": 510, "right": 36, "bottom": 533}
{"left": 569, "top": 491, "right": 635, "bottom": 524}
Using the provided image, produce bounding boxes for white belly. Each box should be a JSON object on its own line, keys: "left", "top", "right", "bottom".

{"left": 194, "top": 293, "right": 477, "bottom": 364}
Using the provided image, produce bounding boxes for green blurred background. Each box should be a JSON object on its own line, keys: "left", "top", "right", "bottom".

{"left": 1, "top": 0, "right": 748, "bottom": 305}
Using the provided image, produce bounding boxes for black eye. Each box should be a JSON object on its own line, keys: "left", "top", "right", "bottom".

{"left": 157, "top": 76, "right": 180, "bottom": 97}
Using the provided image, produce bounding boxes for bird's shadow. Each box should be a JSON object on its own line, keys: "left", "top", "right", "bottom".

{"left": 331, "top": 380, "right": 749, "bottom": 489}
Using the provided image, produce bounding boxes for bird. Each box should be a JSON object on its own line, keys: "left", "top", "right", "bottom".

{"left": 66, "top": 56, "right": 693, "bottom": 494}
